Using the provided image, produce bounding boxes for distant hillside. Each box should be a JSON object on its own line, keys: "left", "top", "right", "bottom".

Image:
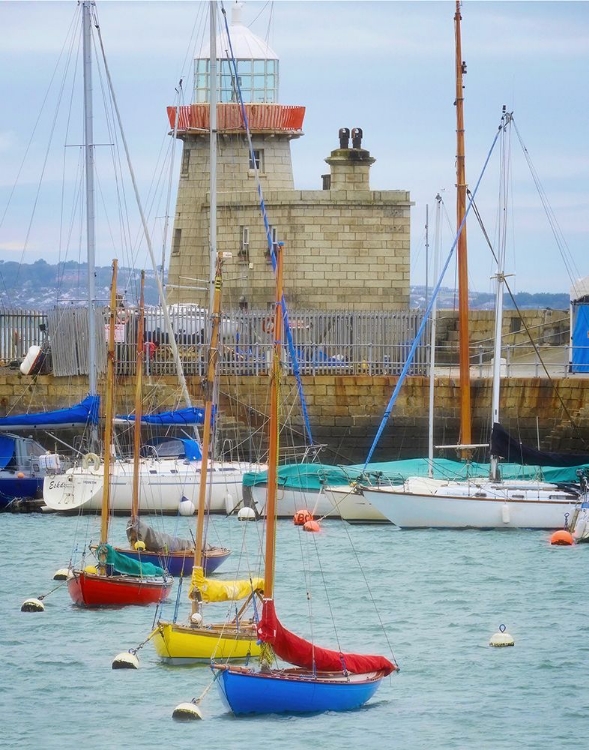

{"left": 410, "top": 286, "right": 569, "bottom": 311}
{"left": 0, "top": 260, "right": 162, "bottom": 309}
{"left": 0, "top": 261, "right": 570, "bottom": 311}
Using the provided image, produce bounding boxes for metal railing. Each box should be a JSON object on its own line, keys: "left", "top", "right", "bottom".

{"left": 0, "top": 310, "right": 48, "bottom": 365}
{"left": 44, "top": 307, "right": 429, "bottom": 378}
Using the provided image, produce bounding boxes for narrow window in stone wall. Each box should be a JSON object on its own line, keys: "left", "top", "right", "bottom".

{"left": 239, "top": 226, "right": 249, "bottom": 262}
{"left": 249, "top": 149, "right": 264, "bottom": 173}
{"left": 265, "top": 225, "right": 278, "bottom": 262}
{"left": 181, "top": 147, "right": 190, "bottom": 177}
{"left": 171, "top": 227, "right": 182, "bottom": 256}
{"left": 510, "top": 317, "right": 522, "bottom": 334}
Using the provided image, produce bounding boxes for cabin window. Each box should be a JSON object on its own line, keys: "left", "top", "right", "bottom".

{"left": 239, "top": 226, "right": 250, "bottom": 262}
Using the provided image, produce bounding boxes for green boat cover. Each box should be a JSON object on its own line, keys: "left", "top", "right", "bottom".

{"left": 98, "top": 543, "right": 166, "bottom": 577}
{"left": 242, "top": 458, "right": 589, "bottom": 490}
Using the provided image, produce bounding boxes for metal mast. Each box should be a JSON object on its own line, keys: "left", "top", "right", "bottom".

{"left": 83, "top": 1, "right": 99, "bottom": 449}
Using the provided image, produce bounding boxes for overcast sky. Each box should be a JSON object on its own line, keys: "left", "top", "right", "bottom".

{"left": 0, "top": 0, "right": 587, "bottom": 298}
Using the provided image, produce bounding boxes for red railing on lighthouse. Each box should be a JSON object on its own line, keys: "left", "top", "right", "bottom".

{"left": 166, "top": 103, "right": 305, "bottom": 134}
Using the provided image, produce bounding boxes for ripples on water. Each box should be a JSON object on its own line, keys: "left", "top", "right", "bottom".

{"left": 2, "top": 514, "right": 588, "bottom": 749}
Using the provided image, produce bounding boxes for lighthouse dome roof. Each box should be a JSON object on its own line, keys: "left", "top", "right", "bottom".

{"left": 199, "top": 2, "right": 278, "bottom": 61}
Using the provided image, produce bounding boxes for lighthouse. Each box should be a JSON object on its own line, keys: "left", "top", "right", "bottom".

{"left": 166, "top": 4, "right": 411, "bottom": 312}
{"left": 166, "top": 3, "right": 304, "bottom": 308}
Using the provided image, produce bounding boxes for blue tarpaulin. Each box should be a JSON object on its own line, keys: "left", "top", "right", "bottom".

{"left": 571, "top": 303, "right": 589, "bottom": 373}
{"left": 115, "top": 406, "right": 206, "bottom": 426}
{"left": 0, "top": 435, "right": 15, "bottom": 469}
{"left": 0, "top": 394, "right": 99, "bottom": 430}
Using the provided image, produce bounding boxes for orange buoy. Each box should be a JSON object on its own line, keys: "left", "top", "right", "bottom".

{"left": 550, "top": 529, "right": 574, "bottom": 546}
{"left": 303, "top": 520, "right": 321, "bottom": 533}
{"left": 293, "top": 509, "right": 313, "bottom": 526}
{"left": 17, "top": 472, "right": 25, "bottom": 479}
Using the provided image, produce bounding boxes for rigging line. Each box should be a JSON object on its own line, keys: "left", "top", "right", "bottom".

{"left": 0, "top": 5, "right": 79, "bottom": 232}
{"left": 303, "top": 528, "right": 343, "bottom": 656}
{"left": 502, "top": 275, "right": 585, "bottom": 443}
{"left": 220, "top": 3, "right": 314, "bottom": 448}
{"left": 465, "top": 124, "right": 581, "bottom": 438}
{"left": 363, "top": 117, "right": 505, "bottom": 469}
{"left": 338, "top": 517, "right": 399, "bottom": 665}
{"left": 8, "top": 7, "right": 81, "bottom": 292}
{"left": 511, "top": 117, "right": 581, "bottom": 288}
{"left": 94, "top": 15, "right": 197, "bottom": 430}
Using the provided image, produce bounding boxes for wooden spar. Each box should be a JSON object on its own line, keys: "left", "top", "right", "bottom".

{"left": 263, "top": 244, "right": 283, "bottom": 602}
{"left": 130, "top": 271, "right": 145, "bottom": 523}
{"left": 191, "top": 252, "right": 224, "bottom": 615}
{"left": 99, "top": 259, "right": 118, "bottom": 549}
{"left": 454, "top": 0, "right": 472, "bottom": 451}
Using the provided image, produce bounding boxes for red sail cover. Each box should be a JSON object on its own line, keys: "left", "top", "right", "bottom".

{"left": 258, "top": 600, "right": 397, "bottom": 676}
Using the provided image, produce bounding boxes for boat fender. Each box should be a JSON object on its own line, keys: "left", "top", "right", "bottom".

{"left": 501, "top": 503, "right": 510, "bottom": 524}
{"left": 489, "top": 624, "right": 514, "bottom": 647}
{"left": 82, "top": 452, "right": 101, "bottom": 471}
{"left": 134, "top": 541, "right": 146, "bottom": 551}
{"left": 179, "top": 498, "right": 195, "bottom": 516}
{"left": 573, "top": 517, "right": 587, "bottom": 541}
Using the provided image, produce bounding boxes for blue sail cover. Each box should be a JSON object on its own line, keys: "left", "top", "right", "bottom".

{"left": 115, "top": 406, "right": 206, "bottom": 426}
{"left": 0, "top": 395, "right": 99, "bottom": 431}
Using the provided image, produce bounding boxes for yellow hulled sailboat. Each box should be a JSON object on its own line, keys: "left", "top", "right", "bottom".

{"left": 151, "top": 250, "right": 263, "bottom": 662}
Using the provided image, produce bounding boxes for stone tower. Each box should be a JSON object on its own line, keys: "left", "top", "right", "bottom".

{"left": 166, "top": 4, "right": 411, "bottom": 311}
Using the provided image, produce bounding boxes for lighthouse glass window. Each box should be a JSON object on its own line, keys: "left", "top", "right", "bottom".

{"left": 195, "top": 59, "right": 278, "bottom": 104}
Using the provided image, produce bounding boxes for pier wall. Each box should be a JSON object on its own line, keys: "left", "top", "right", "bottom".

{"left": 1, "top": 370, "right": 587, "bottom": 465}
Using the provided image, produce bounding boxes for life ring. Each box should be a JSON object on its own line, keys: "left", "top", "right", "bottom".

{"left": 262, "top": 317, "right": 274, "bottom": 334}
{"left": 82, "top": 452, "right": 101, "bottom": 471}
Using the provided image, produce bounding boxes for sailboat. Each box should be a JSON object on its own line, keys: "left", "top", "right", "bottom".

{"left": 112, "top": 272, "right": 230, "bottom": 577}
{"left": 213, "top": 244, "right": 396, "bottom": 715}
{"left": 67, "top": 261, "right": 173, "bottom": 607}
{"left": 340, "top": 3, "right": 585, "bottom": 531}
{"left": 150, "top": 250, "right": 264, "bottom": 663}
{"left": 41, "top": 4, "right": 265, "bottom": 519}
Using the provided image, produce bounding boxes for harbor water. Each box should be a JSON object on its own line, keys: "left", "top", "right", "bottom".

{"left": 2, "top": 512, "right": 588, "bottom": 749}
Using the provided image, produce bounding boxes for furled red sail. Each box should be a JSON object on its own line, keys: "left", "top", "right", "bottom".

{"left": 258, "top": 599, "right": 397, "bottom": 676}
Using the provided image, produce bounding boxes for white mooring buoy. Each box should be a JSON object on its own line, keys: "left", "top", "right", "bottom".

{"left": 53, "top": 568, "right": 71, "bottom": 580}
{"left": 112, "top": 651, "right": 139, "bottom": 669}
{"left": 237, "top": 506, "right": 256, "bottom": 521}
{"left": 21, "top": 598, "right": 45, "bottom": 612}
{"left": 172, "top": 702, "right": 203, "bottom": 721}
{"left": 489, "top": 624, "right": 514, "bottom": 647}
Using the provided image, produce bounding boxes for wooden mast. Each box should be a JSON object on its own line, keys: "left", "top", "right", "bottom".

{"left": 263, "top": 244, "right": 283, "bottom": 601}
{"left": 454, "top": 0, "right": 472, "bottom": 451}
{"left": 191, "top": 252, "right": 224, "bottom": 616}
{"left": 130, "top": 271, "right": 145, "bottom": 524}
{"left": 99, "top": 259, "right": 118, "bottom": 549}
